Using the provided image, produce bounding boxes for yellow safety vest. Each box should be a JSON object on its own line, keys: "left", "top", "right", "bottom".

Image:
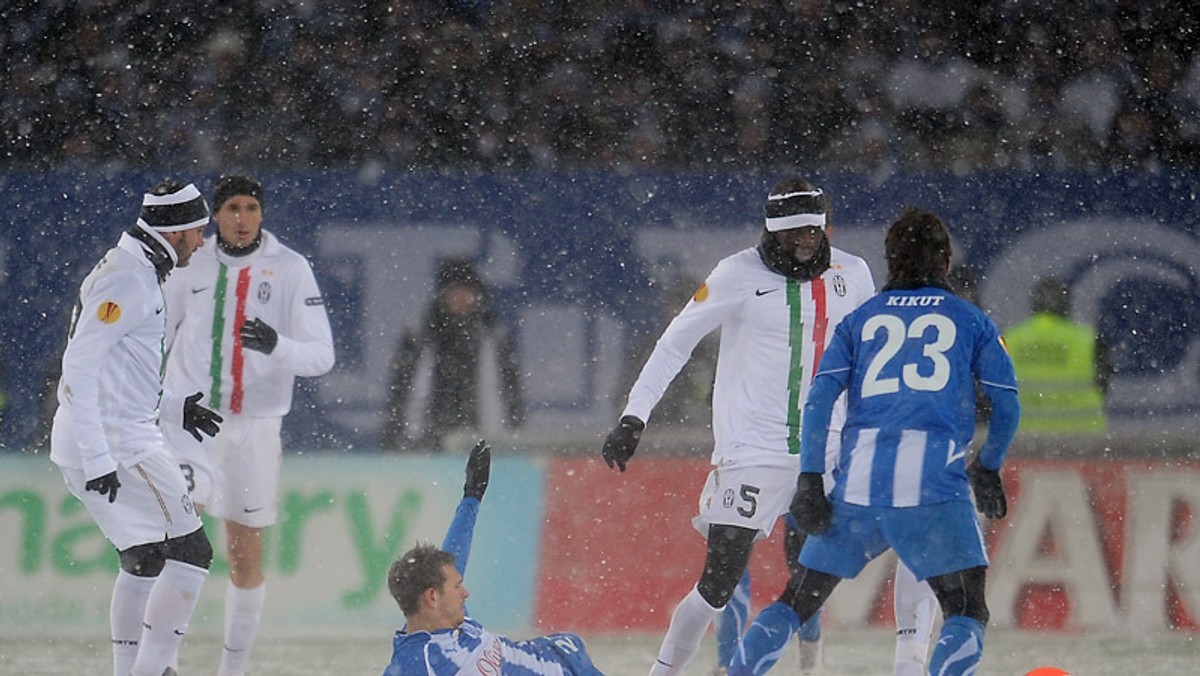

{"left": 1005, "top": 313, "right": 1106, "bottom": 434}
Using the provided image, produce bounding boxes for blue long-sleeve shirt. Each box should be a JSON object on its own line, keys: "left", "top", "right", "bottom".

{"left": 800, "top": 286, "right": 1019, "bottom": 507}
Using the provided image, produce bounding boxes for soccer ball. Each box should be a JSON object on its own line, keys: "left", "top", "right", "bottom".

{"left": 1025, "top": 668, "right": 1070, "bottom": 676}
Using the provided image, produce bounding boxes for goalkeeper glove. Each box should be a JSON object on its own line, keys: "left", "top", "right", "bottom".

{"left": 790, "top": 472, "right": 832, "bottom": 535}
{"left": 601, "top": 415, "right": 644, "bottom": 472}
{"left": 967, "top": 458, "right": 1007, "bottom": 519}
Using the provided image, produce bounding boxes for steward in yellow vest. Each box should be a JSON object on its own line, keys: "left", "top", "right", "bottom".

{"left": 1005, "top": 277, "right": 1107, "bottom": 433}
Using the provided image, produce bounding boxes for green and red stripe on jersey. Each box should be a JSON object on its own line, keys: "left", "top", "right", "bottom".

{"left": 207, "top": 264, "right": 253, "bottom": 413}
{"left": 786, "top": 277, "right": 828, "bottom": 455}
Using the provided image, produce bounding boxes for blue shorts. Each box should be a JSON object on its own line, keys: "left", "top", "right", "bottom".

{"left": 798, "top": 500, "right": 988, "bottom": 581}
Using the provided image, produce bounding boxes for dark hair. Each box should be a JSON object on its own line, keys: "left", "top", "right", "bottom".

{"left": 884, "top": 207, "right": 952, "bottom": 289}
{"left": 212, "top": 174, "right": 264, "bottom": 211}
{"left": 1030, "top": 276, "right": 1070, "bottom": 316}
{"left": 436, "top": 257, "right": 485, "bottom": 293}
{"left": 149, "top": 178, "right": 187, "bottom": 196}
{"left": 387, "top": 544, "right": 456, "bottom": 617}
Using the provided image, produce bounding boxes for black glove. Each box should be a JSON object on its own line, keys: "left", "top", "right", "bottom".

{"left": 601, "top": 415, "right": 644, "bottom": 472}
{"left": 183, "top": 391, "right": 224, "bottom": 442}
{"left": 967, "top": 458, "right": 1007, "bottom": 519}
{"left": 464, "top": 440, "right": 491, "bottom": 501}
{"left": 85, "top": 472, "right": 121, "bottom": 504}
{"left": 789, "top": 472, "right": 832, "bottom": 535}
{"left": 240, "top": 317, "right": 278, "bottom": 354}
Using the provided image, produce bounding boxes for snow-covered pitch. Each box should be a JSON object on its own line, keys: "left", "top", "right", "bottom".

{"left": 6, "top": 627, "right": 1196, "bottom": 674}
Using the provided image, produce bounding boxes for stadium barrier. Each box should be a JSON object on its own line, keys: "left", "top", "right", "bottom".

{"left": 3, "top": 447, "right": 1197, "bottom": 637}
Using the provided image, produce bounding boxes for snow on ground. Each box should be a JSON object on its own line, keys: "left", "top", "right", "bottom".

{"left": 4, "top": 628, "right": 1196, "bottom": 675}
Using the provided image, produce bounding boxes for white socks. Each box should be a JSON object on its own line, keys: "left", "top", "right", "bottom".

{"left": 111, "top": 570, "right": 155, "bottom": 676}
{"left": 218, "top": 581, "right": 266, "bottom": 676}
{"left": 129, "top": 560, "right": 209, "bottom": 676}
{"left": 650, "top": 586, "right": 722, "bottom": 675}
{"left": 892, "top": 562, "right": 938, "bottom": 676}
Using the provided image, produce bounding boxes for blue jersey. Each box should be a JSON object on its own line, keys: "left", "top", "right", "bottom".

{"left": 384, "top": 499, "right": 602, "bottom": 676}
{"left": 801, "top": 286, "right": 1017, "bottom": 507}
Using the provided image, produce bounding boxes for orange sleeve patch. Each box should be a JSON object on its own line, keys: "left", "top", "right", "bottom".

{"left": 692, "top": 283, "right": 709, "bottom": 302}
{"left": 97, "top": 301, "right": 122, "bottom": 324}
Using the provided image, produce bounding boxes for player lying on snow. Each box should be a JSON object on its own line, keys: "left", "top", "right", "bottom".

{"left": 384, "top": 441, "right": 604, "bottom": 675}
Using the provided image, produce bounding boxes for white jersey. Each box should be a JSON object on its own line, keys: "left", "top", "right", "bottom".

{"left": 51, "top": 233, "right": 172, "bottom": 475}
{"left": 623, "top": 246, "right": 875, "bottom": 469}
{"left": 163, "top": 230, "right": 334, "bottom": 418}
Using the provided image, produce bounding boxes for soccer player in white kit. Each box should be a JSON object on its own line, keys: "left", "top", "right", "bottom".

{"left": 602, "top": 178, "right": 937, "bottom": 675}
{"left": 161, "top": 175, "right": 335, "bottom": 676}
{"left": 50, "top": 180, "right": 223, "bottom": 676}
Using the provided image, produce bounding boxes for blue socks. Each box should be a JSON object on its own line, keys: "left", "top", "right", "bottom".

{"left": 716, "top": 569, "right": 752, "bottom": 668}
{"left": 728, "top": 602, "right": 801, "bottom": 676}
{"left": 928, "top": 615, "right": 985, "bottom": 676}
{"left": 796, "top": 608, "right": 821, "bottom": 642}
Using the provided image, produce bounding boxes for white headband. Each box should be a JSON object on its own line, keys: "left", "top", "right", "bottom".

{"left": 765, "top": 213, "right": 826, "bottom": 232}
{"left": 764, "top": 188, "right": 826, "bottom": 231}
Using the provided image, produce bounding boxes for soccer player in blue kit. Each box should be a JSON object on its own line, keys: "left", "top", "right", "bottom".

{"left": 729, "top": 207, "right": 1020, "bottom": 675}
{"left": 384, "top": 441, "right": 603, "bottom": 675}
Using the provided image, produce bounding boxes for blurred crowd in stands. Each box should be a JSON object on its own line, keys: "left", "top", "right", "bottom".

{"left": 3, "top": 0, "right": 1198, "bottom": 173}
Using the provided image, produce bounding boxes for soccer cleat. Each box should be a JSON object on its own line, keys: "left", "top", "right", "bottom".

{"left": 710, "top": 668, "right": 728, "bottom": 676}
{"left": 162, "top": 668, "right": 178, "bottom": 676}
{"left": 797, "top": 637, "right": 823, "bottom": 675}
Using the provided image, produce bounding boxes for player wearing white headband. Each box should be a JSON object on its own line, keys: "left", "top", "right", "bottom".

{"left": 50, "top": 179, "right": 223, "bottom": 676}
{"left": 602, "top": 177, "right": 938, "bottom": 676}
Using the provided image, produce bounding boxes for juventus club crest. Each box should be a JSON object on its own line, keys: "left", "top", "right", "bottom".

{"left": 832, "top": 274, "right": 847, "bottom": 297}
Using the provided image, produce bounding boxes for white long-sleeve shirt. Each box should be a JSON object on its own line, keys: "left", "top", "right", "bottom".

{"left": 163, "top": 230, "right": 334, "bottom": 417}
{"left": 623, "top": 246, "right": 875, "bottom": 469}
{"left": 50, "top": 233, "right": 172, "bottom": 477}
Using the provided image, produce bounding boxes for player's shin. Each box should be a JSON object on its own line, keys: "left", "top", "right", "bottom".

{"left": 650, "top": 586, "right": 722, "bottom": 676}
{"left": 715, "top": 569, "right": 752, "bottom": 672}
{"left": 892, "top": 564, "right": 937, "bottom": 676}
{"left": 128, "top": 560, "right": 209, "bottom": 676}
{"left": 728, "top": 602, "right": 801, "bottom": 676}
{"left": 928, "top": 615, "right": 985, "bottom": 676}
{"left": 111, "top": 570, "right": 155, "bottom": 676}
{"left": 796, "top": 608, "right": 823, "bottom": 675}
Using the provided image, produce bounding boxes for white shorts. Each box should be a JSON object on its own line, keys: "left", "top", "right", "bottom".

{"left": 165, "top": 415, "right": 282, "bottom": 528}
{"left": 692, "top": 463, "right": 798, "bottom": 540}
{"left": 60, "top": 449, "right": 202, "bottom": 551}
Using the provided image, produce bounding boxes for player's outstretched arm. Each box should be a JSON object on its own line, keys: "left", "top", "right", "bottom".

{"left": 444, "top": 440, "right": 491, "bottom": 574}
